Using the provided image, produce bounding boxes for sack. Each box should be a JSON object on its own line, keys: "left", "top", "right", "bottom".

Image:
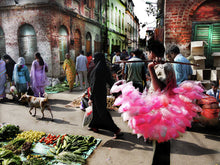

{"left": 82, "top": 106, "right": 93, "bottom": 127}
{"left": 10, "top": 86, "right": 17, "bottom": 95}
{"left": 5, "top": 82, "right": 11, "bottom": 94}
{"left": 27, "top": 86, "right": 34, "bottom": 96}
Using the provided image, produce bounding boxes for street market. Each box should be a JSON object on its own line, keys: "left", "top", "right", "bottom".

{"left": 0, "top": 0, "right": 220, "bottom": 165}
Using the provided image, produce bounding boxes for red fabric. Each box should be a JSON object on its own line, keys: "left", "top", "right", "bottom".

{"left": 201, "top": 108, "right": 220, "bottom": 119}
{"left": 197, "top": 94, "right": 218, "bottom": 105}
{"left": 86, "top": 56, "right": 93, "bottom": 69}
{"left": 87, "top": 87, "right": 91, "bottom": 99}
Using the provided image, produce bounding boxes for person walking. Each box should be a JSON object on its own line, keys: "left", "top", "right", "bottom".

{"left": 168, "top": 45, "right": 192, "bottom": 85}
{"left": 76, "top": 50, "right": 88, "bottom": 90}
{"left": 88, "top": 52, "right": 122, "bottom": 139}
{"left": 124, "top": 49, "right": 147, "bottom": 92}
{"left": 30, "top": 52, "right": 49, "bottom": 97}
{"left": 147, "top": 40, "right": 177, "bottom": 165}
{"left": 3, "top": 54, "right": 16, "bottom": 100}
{"left": 63, "top": 53, "right": 76, "bottom": 92}
{"left": 12, "top": 57, "right": 30, "bottom": 99}
{"left": 3, "top": 54, "right": 16, "bottom": 82}
{"left": 0, "top": 55, "right": 7, "bottom": 102}
{"left": 86, "top": 52, "right": 93, "bottom": 70}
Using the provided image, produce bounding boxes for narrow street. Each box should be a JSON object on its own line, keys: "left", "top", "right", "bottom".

{"left": 1, "top": 88, "right": 220, "bottom": 165}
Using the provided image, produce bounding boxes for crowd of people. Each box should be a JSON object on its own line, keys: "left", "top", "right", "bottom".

{"left": 0, "top": 52, "right": 49, "bottom": 103}
{"left": 0, "top": 40, "right": 219, "bottom": 165}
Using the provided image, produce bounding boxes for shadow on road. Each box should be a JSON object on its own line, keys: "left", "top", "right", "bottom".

{"left": 50, "top": 105, "right": 76, "bottom": 112}
{"left": 49, "top": 98, "right": 71, "bottom": 105}
{"left": 171, "top": 139, "right": 219, "bottom": 155}
{"left": 35, "top": 116, "right": 78, "bottom": 126}
{"left": 187, "top": 124, "right": 220, "bottom": 138}
{"left": 100, "top": 131, "right": 152, "bottom": 151}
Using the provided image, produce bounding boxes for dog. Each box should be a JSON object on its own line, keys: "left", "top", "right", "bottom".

{"left": 19, "top": 93, "right": 53, "bottom": 121}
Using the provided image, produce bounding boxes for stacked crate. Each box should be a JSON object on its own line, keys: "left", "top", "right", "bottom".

{"left": 212, "top": 52, "right": 220, "bottom": 80}
{"left": 190, "top": 41, "right": 216, "bottom": 89}
{"left": 191, "top": 41, "right": 206, "bottom": 70}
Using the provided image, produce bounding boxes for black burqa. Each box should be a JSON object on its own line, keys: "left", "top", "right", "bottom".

{"left": 89, "top": 52, "right": 119, "bottom": 133}
{"left": 3, "top": 54, "right": 16, "bottom": 81}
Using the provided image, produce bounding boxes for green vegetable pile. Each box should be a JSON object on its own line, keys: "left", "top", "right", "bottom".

{"left": 50, "top": 135, "right": 97, "bottom": 155}
{"left": 56, "top": 151, "right": 86, "bottom": 165}
{"left": 0, "top": 125, "right": 20, "bottom": 141}
{"left": 0, "top": 124, "right": 100, "bottom": 165}
{"left": 45, "top": 81, "right": 69, "bottom": 93}
{"left": 0, "top": 148, "right": 22, "bottom": 165}
{"left": 23, "top": 157, "right": 49, "bottom": 165}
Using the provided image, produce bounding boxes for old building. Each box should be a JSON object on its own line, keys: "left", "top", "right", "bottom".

{"left": 103, "top": 0, "right": 139, "bottom": 55}
{"left": 125, "top": 0, "right": 139, "bottom": 53}
{"left": 0, "top": 0, "right": 102, "bottom": 77}
{"left": 0, "top": 0, "right": 140, "bottom": 78}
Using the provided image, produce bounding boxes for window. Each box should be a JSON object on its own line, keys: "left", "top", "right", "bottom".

{"left": 119, "top": 10, "right": 121, "bottom": 28}
{"left": 122, "top": 13, "right": 124, "bottom": 32}
{"left": 0, "top": 27, "right": 5, "bottom": 56}
{"left": 115, "top": 7, "right": 117, "bottom": 26}
{"left": 111, "top": 4, "right": 114, "bottom": 24}
{"left": 59, "top": 25, "right": 68, "bottom": 62}
{"left": 18, "top": 24, "right": 37, "bottom": 64}
{"left": 95, "top": 0, "right": 99, "bottom": 12}
{"left": 85, "top": 0, "right": 92, "bottom": 8}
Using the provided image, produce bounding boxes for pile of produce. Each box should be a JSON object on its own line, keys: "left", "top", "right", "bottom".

{"left": 0, "top": 124, "right": 20, "bottom": 141}
{"left": 45, "top": 81, "right": 69, "bottom": 93}
{"left": 15, "top": 130, "right": 46, "bottom": 143}
{"left": 0, "top": 124, "right": 101, "bottom": 165}
{"left": 0, "top": 148, "right": 22, "bottom": 165}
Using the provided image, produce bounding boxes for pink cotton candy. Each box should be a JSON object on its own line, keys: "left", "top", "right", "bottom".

{"left": 110, "top": 80, "right": 126, "bottom": 93}
{"left": 110, "top": 80, "right": 205, "bottom": 142}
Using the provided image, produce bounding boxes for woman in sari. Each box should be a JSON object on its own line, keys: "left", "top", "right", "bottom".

{"left": 0, "top": 55, "right": 7, "bottom": 102}
{"left": 30, "top": 52, "right": 49, "bottom": 97}
{"left": 63, "top": 53, "right": 76, "bottom": 92}
{"left": 12, "top": 57, "right": 30, "bottom": 99}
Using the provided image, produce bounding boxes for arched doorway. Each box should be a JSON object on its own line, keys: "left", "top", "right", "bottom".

{"left": 86, "top": 32, "right": 92, "bottom": 54}
{"left": 0, "top": 27, "right": 6, "bottom": 56}
{"left": 94, "top": 34, "right": 101, "bottom": 53}
{"left": 59, "top": 25, "right": 68, "bottom": 62}
{"left": 18, "top": 24, "right": 37, "bottom": 64}
{"left": 74, "top": 29, "right": 82, "bottom": 58}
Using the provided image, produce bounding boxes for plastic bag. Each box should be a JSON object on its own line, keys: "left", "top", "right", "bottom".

{"left": 82, "top": 106, "right": 93, "bottom": 127}
{"left": 10, "top": 86, "right": 17, "bottom": 95}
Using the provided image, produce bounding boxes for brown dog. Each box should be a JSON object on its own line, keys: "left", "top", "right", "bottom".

{"left": 19, "top": 93, "right": 53, "bottom": 121}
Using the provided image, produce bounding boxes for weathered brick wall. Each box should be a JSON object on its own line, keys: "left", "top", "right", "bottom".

{"left": 165, "top": 0, "right": 219, "bottom": 56}
{"left": 0, "top": 1, "right": 101, "bottom": 78}
{"left": 193, "top": 1, "right": 220, "bottom": 22}
{"left": 0, "top": 7, "right": 52, "bottom": 75}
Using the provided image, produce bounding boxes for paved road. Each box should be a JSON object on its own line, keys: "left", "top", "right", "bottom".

{"left": 0, "top": 88, "right": 220, "bottom": 165}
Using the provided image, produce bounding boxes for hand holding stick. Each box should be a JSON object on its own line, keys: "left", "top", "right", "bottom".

{"left": 115, "top": 60, "right": 199, "bottom": 67}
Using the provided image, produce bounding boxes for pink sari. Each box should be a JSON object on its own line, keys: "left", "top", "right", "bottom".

{"left": 30, "top": 60, "right": 49, "bottom": 97}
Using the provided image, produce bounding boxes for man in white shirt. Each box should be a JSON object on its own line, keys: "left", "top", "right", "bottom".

{"left": 76, "top": 51, "right": 88, "bottom": 90}
{"left": 111, "top": 50, "right": 121, "bottom": 74}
